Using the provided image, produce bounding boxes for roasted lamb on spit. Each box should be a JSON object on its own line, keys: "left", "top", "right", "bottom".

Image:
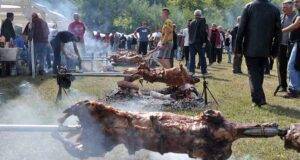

{"left": 53, "top": 100, "right": 300, "bottom": 160}
{"left": 121, "top": 63, "right": 200, "bottom": 87}
{"left": 108, "top": 52, "right": 145, "bottom": 66}
{"left": 111, "top": 64, "right": 201, "bottom": 102}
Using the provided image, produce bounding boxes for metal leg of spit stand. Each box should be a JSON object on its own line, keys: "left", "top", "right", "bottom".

{"left": 56, "top": 86, "right": 63, "bottom": 103}
{"left": 201, "top": 77, "right": 219, "bottom": 107}
{"left": 30, "top": 41, "right": 36, "bottom": 78}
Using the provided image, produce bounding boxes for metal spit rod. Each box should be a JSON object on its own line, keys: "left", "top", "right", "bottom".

{"left": 0, "top": 124, "right": 81, "bottom": 132}
{"left": 69, "top": 72, "right": 130, "bottom": 77}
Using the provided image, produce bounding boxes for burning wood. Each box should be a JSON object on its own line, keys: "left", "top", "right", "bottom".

{"left": 53, "top": 101, "right": 300, "bottom": 160}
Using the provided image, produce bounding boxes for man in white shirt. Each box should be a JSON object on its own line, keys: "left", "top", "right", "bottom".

{"left": 182, "top": 20, "right": 192, "bottom": 67}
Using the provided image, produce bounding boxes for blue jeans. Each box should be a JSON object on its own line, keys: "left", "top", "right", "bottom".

{"left": 189, "top": 44, "right": 207, "bottom": 74}
{"left": 50, "top": 38, "right": 61, "bottom": 74}
{"left": 34, "top": 42, "right": 49, "bottom": 72}
{"left": 287, "top": 43, "right": 300, "bottom": 92}
{"left": 225, "top": 46, "right": 232, "bottom": 63}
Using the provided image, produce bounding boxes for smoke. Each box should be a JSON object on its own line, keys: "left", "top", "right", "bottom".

{"left": 0, "top": 81, "right": 197, "bottom": 160}
{"left": 33, "top": 0, "right": 77, "bottom": 27}
{"left": 0, "top": 81, "right": 88, "bottom": 160}
{"left": 0, "top": 80, "right": 110, "bottom": 159}
{"left": 34, "top": 0, "right": 112, "bottom": 69}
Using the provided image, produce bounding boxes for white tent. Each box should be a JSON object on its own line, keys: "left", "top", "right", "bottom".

{"left": 0, "top": 0, "right": 68, "bottom": 28}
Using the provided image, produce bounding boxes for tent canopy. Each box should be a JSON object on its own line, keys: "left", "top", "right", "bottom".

{"left": 0, "top": 0, "right": 68, "bottom": 28}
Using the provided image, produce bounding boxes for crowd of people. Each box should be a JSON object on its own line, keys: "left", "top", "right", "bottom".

{"left": 122, "top": 0, "right": 299, "bottom": 103}
{"left": 0, "top": 0, "right": 299, "bottom": 103}
{"left": 0, "top": 12, "right": 84, "bottom": 75}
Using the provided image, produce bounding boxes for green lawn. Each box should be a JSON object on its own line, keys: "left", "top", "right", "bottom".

{"left": 0, "top": 57, "right": 299, "bottom": 160}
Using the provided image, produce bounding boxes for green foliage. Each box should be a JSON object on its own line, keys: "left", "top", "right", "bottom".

{"left": 73, "top": 0, "right": 282, "bottom": 33}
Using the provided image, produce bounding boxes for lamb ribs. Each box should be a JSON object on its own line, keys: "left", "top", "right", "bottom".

{"left": 54, "top": 100, "right": 300, "bottom": 160}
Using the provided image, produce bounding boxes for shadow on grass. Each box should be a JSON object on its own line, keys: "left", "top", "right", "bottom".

{"left": 262, "top": 104, "right": 300, "bottom": 120}
{"left": 207, "top": 76, "right": 230, "bottom": 82}
{"left": 195, "top": 73, "right": 230, "bottom": 82}
{"left": 209, "top": 65, "right": 228, "bottom": 70}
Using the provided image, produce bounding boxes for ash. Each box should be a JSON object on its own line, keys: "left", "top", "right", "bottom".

{"left": 105, "top": 89, "right": 205, "bottom": 111}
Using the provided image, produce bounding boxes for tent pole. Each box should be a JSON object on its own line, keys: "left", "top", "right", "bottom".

{"left": 31, "top": 41, "right": 35, "bottom": 78}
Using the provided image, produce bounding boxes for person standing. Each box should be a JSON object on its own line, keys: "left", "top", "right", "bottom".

{"left": 218, "top": 26, "right": 226, "bottom": 61}
{"left": 232, "top": 16, "right": 243, "bottom": 74}
{"left": 225, "top": 30, "right": 232, "bottom": 63}
{"left": 282, "top": 0, "right": 300, "bottom": 98}
{"left": 235, "top": 0, "right": 281, "bottom": 107}
{"left": 68, "top": 13, "right": 86, "bottom": 55}
{"left": 188, "top": 10, "right": 208, "bottom": 74}
{"left": 216, "top": 26, "right": 224, "bottom": 64}
{"left": 182, "top": 20, "right": 191, "bottom": 67}
{"left": 1, "top": 12, "right": 16, "bottom": 75}
{"left": 171, "top": 24, "right": 178, "bottom": 67}
{"left": 210, "top": 24, "right": 221, "bottom": 65}
{"left": 1, "top": 12, "right": 16, "bottom": 43}
{"left": 30, "top": 13, "right": 50, "bottom": 75}
{"left": 277, "top": 0, "right": 297, "bottom": 92}
{"left": 134, "top": 21, "right": 150, "bottom": 55}
{"left": 157, "top": 8, "right": 173, "bottom": 69}
{"left": 119, "top": 34, "right": 127, "bottom": 50}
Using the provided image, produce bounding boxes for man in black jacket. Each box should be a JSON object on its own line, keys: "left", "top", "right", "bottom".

{"left": 235, "top": 0, "right": 282, "bottom": 107}
{"left": 1, "top": 13, "right": 16, "bottom": 42}
{"left": 189, "top": 9, "right": 208, "bottom": 74}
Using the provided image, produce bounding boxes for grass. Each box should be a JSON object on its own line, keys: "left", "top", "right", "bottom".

{"left": 0, "top": 56, "right": 299, "bottom": 160}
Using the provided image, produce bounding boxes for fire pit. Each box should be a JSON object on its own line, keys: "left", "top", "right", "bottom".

{"left": 106, "top": 64, "right": 203, "bottom": 109}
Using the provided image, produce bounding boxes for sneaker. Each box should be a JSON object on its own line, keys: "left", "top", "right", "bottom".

{"left": 283, "top": 91, "right": 298, "bottom": 99}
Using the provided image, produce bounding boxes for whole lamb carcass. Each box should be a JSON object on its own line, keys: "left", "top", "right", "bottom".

{"left": 123, "top": 64, "right": 200, "bottom": 87}
{"left": 53, "top": 100, "right": 300, "bottom": 160}
{"left": 109, "top": 54, "right": 144, "bottom": 65}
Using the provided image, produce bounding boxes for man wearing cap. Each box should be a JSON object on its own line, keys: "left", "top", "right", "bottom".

{"left": 235, "top": 0, "right": 281, "bottom": 107}
{"left": 188, "top": 9, "right": 208, "bottom": 74}
{"left": 277, "top": 0, "right": 297, "bottom": 92}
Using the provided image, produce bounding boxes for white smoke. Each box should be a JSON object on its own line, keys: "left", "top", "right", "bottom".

{"left": 0, "top": 81, "right": 198, "bottom": 160}
{"left": 0, "top": 81, "right": 87, "bottom": 160}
